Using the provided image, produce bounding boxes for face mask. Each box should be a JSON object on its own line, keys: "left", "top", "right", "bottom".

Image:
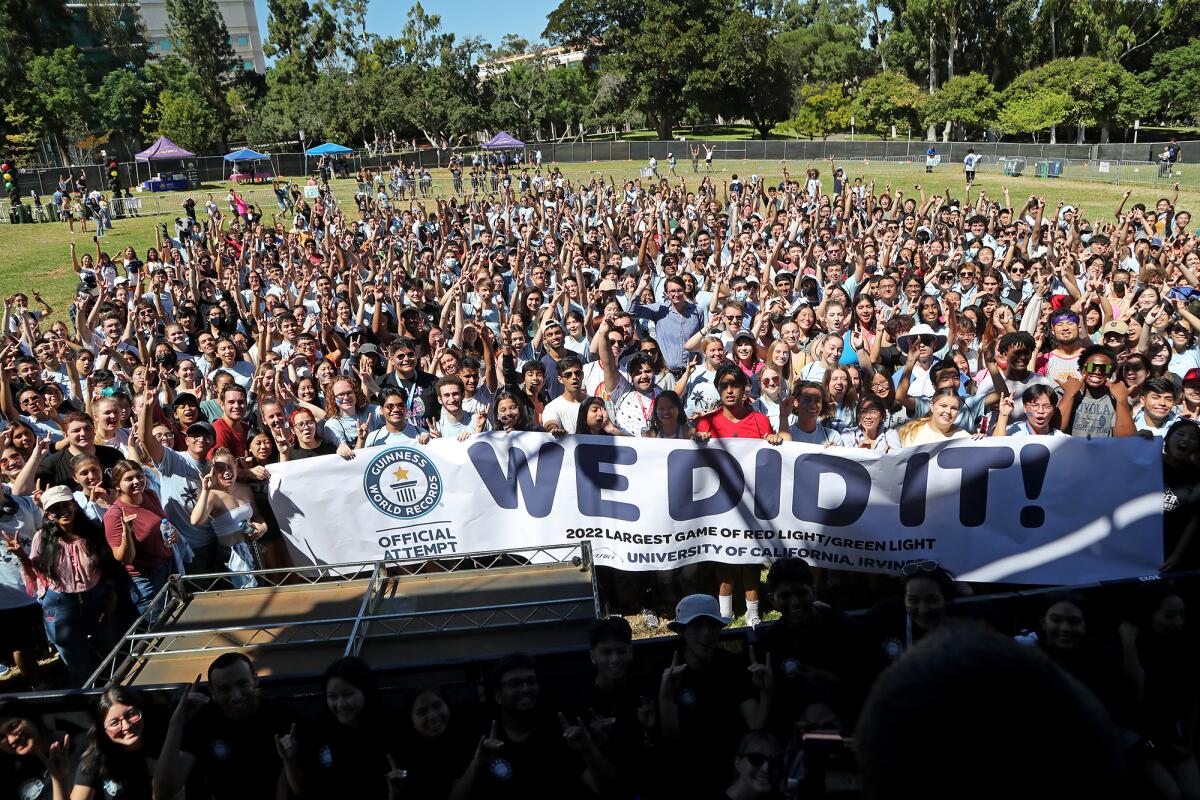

{"left": 1113, "top": 282, "right": 1127, "bottom": 291}
{"left": 733, "top": 289, "right": 749, "bottom": 302}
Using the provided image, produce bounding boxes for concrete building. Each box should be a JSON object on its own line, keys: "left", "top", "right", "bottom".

{"left": 478, "top": 45, "right": 586, "bottom": 79}
{"left": 138, "top": 0, "right": 266, "bottom": 73}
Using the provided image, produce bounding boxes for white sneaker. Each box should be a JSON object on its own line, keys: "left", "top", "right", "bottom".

{"left": 641, "top": 609, "right": 660, "bottom": 629}
{"left": 745, "top": 614, "right": 762, "bottom": 628}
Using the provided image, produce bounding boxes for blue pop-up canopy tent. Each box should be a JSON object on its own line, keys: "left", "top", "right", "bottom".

{"left": 225, "top": 148, "right": 271, "bottom": 161}
{"left": 304, "top": 142, "right": 353, "bottom": 155}
{"left": 223, "top": 148, "right": 274, "bottom": 181}
{"left": 481, "top": 131, "right": 524, "bottom": 150}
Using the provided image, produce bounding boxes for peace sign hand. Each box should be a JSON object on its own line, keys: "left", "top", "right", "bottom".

{"left": 660, "top": 651, "right": 687, "bottom": 698}
{"left": 0, "top": 529, "right": 23, "bottom": 556}
{"left": 748, "top": 649, "right": 774, "bottom": 692}
{"left": 472, "top": 721, "right": 504, "bottom": 766}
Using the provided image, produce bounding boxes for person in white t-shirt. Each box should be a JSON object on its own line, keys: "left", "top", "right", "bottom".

{"left": 542, "top": 355, "right": 586, "bottom": 434}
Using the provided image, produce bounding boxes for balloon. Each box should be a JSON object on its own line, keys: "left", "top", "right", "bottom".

{"left": 110, "top": 170, "right": 118, "bottom": 177}
{"left": 2, "top": 173, "right": 10, "bottom": 181}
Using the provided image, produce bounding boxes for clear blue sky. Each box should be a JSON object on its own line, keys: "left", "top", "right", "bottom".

{"left": 251, "top": 0, "right": 561, "bottom": 51}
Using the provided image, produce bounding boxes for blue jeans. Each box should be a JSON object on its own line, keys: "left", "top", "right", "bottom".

{"left": 40, "top": 581, "right": 118, "bottom": 686}
{"left": 128, "top": 561, "right": 172, "bottom": 625}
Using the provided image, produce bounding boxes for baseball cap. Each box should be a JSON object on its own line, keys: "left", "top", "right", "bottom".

{"left": 40, "top": 486, "right": 75, "bottom": 510}
{"left": 173, "top": 392, "right": 200, "bottom": 408}
{"left": 186, "top": 421, "right": 216, "bottom": 438}
{"left": 1183, "top": 368, "right": 1200, "bottom": 384}
{"left": 1098, "top": 321, "right": 1128, "bottom": 337}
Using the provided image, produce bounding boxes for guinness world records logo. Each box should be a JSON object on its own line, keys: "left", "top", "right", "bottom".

{"left": 363, "top": 447, "right": 443, "bottom": 520}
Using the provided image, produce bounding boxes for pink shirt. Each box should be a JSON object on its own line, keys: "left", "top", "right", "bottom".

{"left": 28, "top": 533, "right": 103, "bottom": 596}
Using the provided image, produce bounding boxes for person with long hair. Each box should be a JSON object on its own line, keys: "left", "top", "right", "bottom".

{"left": 190, "top": 447, "right": 268, "bottom": 569}
{"left": 398, "top": 685, "right": 469, "bottom": 799}
{"left": 821, "top": 365, "right": 857, "bottom": 432}
{"left": 575, "top": 396, "right": 629, "bottom": 437}
{"left": 321, "top": 376, "right": 382, "bottom": 451}
{"left": 865, "top": 562, "right": 962, "bottom": 666}
{"left": 103, "top": 459, "right": 175, "bottom": 621}
{"left": 897, "top": 387, "right": 971, "bottom": 446}
{"left": 751, "top": 365, "right": 787, "bottom": 431}
{"left": 488, "top": 388, "right": 540, "bottom": 433}
{"left": 277, "top": 656, "right": 404, "bottom": 798}
{"left": 72, "top": 686, "right": 167, "bottom": 799}
{"left": 645, "top": 390, "right": 692, "bottom": 439}
{"left": 0, "top": 698, "right": 73, "bottom": 799}
{"left": 2, "top": 486, "right": 123, "bottom": 685}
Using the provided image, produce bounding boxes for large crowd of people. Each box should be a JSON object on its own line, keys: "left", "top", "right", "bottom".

{"left": 0, "top": 157, "right": 1198, "bottom": 797}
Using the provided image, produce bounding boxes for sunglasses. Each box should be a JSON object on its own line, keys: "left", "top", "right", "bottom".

{"left": 717, "top": 381, "right": 743, "bottom": 390}
{"left": 741, "top": 752, "right": 771, "bottom": 768}
{"left": 559, "top": 370, "right": 582, "bottom": 379}
{"left": 1082, "top": 362, "right": 1115, "bottom": 375}
{"left": 900, "top": 559, "right": 941, "bottom": 576}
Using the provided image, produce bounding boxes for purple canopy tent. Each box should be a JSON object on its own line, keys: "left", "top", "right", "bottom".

{"left": 481, "top": 131, "right": 525, "bottom": 150}
{"left": 133, "top": 136, "right": 197, "bottom": 187}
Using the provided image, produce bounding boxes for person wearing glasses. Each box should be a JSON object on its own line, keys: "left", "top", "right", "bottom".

{"left": 628, "top": 273, "right": 704, "bottom": 372}
{"left": 1057, "top": 346, "right": 1135, "bottom": 437}
{"left": 992, "top": 385, "right": 1068, "bottom": 437}
{"left": 321, "top": 376, "right": 382, "bottom": 449}
{"left": 361, "top": 388, "right": 430, "bottom": 445}
{"left": 73, "top": 687, "right": 166, "bottom": 799}
{"left": 380, "top": 338, "right": 437, "bottom": 431}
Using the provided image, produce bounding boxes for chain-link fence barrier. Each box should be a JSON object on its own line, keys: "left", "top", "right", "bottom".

{"left": 2, "top": 138, "right": 1194, "bottom": 224}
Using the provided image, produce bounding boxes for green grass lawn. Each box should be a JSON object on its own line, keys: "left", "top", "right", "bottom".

{"left": 5, "top": 160, "right": 1197, "bottom": 323}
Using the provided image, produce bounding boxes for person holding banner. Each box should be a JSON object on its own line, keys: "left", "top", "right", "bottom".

{"left": 361, "top": 388, "right": 430, "bottom": 446}
{"left": 1057, "top": 346, "right": 1136, "bottom": 437}
{"left": 897, "top": 388, "right": 972, "bottom": 445}
{"left": 992, "top": 386, "right": 1068, "bottom": 437}
{"left": 694, "top": 365, "right": 782, "bottom": 626}
{"left": 779, "top": 381, "right": 841, "bottom": 445}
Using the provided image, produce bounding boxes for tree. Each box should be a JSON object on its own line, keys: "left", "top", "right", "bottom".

{"left": 487, "top": 58, "right": 550, "bottom": 140}
{"left": 997, "top": 89, "right": 1072, "bottom": 141}
{"left": 165, "top": 0, "right": 239, "bottom": 145}
{"left": 545, "top": 0, "right": 730, "bottom": 140}
{"left": 711, "top": 11, "right": 791, "bottom": 138}
{"left": 850, "top": 70, "right": 923, "bottom": 136}
{"left": 1141, "top": 41, "right": 1200, "bottom": 124}
{"left": 494, "top": 33, "right": 531, "bottom": 57}
{"left": 776, "top": 23, "right": 870, "bottom": 88}
{"left": 1005, "top": 57, "right": 1142, "bottom": 143}
{"left": 23, "top": 47, "right": 93, "bottom": 164}
{"left": 778, "top": 83, "right": 851, "bottom": 139}
{"left": 94, "top": 67, "right": 152, "bottom": 157}
{"left": 920, "top": 72, "right": 997, "bottom": 141}
{"left": 155, "top": 89, "right": 219, "bottom": 152}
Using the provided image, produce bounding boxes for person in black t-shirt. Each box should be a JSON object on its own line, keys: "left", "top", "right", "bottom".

{"left": 450, "top": 653, "right": 613, "bottom": 799}
{"left": 398, "top": 684, "right": 474, "bottom": 800}
{"left": 276, "top": 656, "right": 403, "bottom": 800}
{"left": 754, "top": 558, "right": 871, "bottom": 735}
{"left": 73, "top": 686, "right": 165, "bottom": 800}
{"left": 573, "top": 617, "right": 654, "bottom": 798}
{"left": 658, "top": 595, "right": 773, "bottom": 796}
{"left": 0, "top": 698, "right": 73, "bottom": 800}
{"left": 153, "top": 653, "right": 294, "bottom": 800}
{"left": 36, "top": 412, "right": 123, "bottom": 491}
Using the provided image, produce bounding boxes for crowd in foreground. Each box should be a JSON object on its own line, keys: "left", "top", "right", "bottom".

{"left": 0, "top": 563, "right": 1195, "bottom": 800}
{"left": 0, "top": 158, "right": 1198, "bottom": 794}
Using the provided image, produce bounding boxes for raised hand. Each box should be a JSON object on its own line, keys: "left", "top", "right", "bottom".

{"left": 660, "top": 651, "right": 687, "bottom": 697}
{"left": 748, "top": 648, "right": 773, "bottom": 692}
{"left": 274, "top": 722, "right": 298, "bottom": 762}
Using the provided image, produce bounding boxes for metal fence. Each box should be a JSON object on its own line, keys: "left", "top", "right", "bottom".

{"left": 2, "top": 138, "right": 1194, "bottom": 224}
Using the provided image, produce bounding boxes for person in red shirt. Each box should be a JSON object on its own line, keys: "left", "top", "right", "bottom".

{"left": 210, "top": 383, "right": 249, "bottom": 459}
{"left": 103, "top": 460, "right": 175, "bottom": 622}
{"left": 694, "top": 364, "right": 784, "bottom": 444}
{"left": 693, "top": 364, "right": 782, "bottom": 626}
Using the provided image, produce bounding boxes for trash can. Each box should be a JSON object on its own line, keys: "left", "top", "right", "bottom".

{"left": 17, "top": 204, "right": 32, "bottom": 223}
{"left": 1047, "top": 159, "right": 1062, "bottom": 177}
{"left": 1035, "top": 160, "right": 1049, "bottom": 178}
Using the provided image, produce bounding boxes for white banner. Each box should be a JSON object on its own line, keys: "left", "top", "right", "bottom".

{"left": 266, "top": 435, "right": 1164, "bottom": 585}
